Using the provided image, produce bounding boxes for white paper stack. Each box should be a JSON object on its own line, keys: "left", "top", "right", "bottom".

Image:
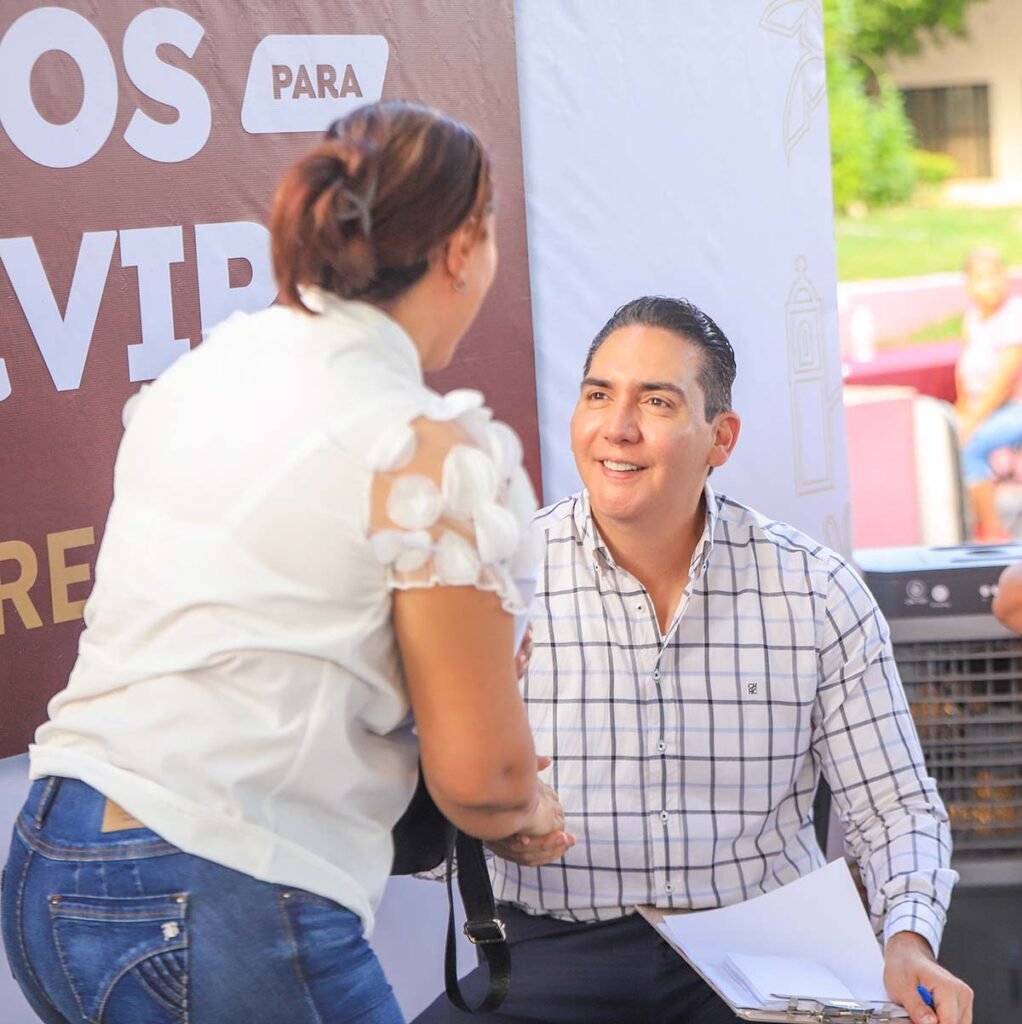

{"left": 650, "top": 859, "right": 908, "bottom": 1018}
{"left": 723, "top": 953, "right": 854, "bottom": 1008}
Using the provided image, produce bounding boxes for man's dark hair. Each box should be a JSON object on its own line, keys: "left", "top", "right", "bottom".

{"left": 583, "top": 296, "right": 737, "bottom": 420}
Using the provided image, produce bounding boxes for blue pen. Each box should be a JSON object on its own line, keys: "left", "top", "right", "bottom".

{"left": 917, "top": 984, "right": 936, "bottom": 1009}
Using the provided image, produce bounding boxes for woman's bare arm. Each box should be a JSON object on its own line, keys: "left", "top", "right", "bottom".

{"left": 394, "top": 585, "right": 562, "bottom": 841}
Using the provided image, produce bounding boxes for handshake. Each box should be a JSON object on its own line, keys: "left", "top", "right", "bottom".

{"left": 486, "top": 754, "right": 576, "bottom": 868}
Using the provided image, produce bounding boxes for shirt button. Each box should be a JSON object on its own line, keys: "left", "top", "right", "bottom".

{"left": 665, "top": 882, "right": 673, "bottom": 893}
{"left": 659, "top": 810, "right": 669, "bottom": 823}
{"left": 656, "top": 740, "right": 666, "bottom": 753}
{"left": 652, "top": 669, "right": 660, "bottom": 681}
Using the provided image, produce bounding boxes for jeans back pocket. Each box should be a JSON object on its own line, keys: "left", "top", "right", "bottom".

{"left": 50, "top": 891, "right": 188, "bottom": 1023}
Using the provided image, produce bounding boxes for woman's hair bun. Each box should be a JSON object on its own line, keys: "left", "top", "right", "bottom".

{"left": 271, "top": 101, "right": 492, "bottom": 311}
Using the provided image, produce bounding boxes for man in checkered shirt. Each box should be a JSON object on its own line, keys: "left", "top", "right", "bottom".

{"left": 417, "top": 296, "right": 972, "bottom": 1024}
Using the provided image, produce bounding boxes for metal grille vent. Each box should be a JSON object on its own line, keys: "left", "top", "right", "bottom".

{"left": 895, "top": 637, "right": 1022, "bottom": 860}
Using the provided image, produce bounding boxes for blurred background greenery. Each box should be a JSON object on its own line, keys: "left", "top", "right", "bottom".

{"left": 824, "top": 0, "right": 1022, "bottom": 287}
{"left": 826, "top": 0, "right": 980, "bottom": 213}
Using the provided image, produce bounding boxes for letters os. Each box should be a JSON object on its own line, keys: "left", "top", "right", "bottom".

{"left": 0, "top": 7, "right": 211, "bottom": 168}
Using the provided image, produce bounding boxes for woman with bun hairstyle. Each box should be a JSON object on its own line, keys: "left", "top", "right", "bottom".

{"left": 1, "top": 101, "right": 569, "bottom": 1024}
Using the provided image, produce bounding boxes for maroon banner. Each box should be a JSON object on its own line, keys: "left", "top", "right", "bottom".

{"left": 0, "top": 1, "right": 538, "bottom": 756}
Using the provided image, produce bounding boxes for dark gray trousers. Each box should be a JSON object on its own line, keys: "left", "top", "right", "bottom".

{"left": 413, "top": 905, "right": 737, "bottom": 1024}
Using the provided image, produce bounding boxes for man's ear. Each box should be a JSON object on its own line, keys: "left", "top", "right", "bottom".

{"left": 707, "top": 411, "right": 741, "bottom": 469}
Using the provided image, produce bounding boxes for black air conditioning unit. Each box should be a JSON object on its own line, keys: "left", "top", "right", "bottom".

{"left": 857, "top": 543, "right": 1022, "bottom": 1022}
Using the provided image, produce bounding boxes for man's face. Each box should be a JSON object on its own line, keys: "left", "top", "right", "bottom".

{"left": 570, "top": 324, "right": 738, "bottom": 533}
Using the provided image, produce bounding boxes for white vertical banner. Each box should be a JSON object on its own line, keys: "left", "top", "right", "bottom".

{"left": 518, "top": 0, "right": 848, "bottom": 552}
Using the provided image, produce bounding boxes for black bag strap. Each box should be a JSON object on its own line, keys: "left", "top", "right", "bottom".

{"left": 443, "top": 832, "right": 511, "bottom": 1013}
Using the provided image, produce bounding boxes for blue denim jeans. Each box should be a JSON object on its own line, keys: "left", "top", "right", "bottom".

{"left": 1, "top": 777, "right": 404, "bottom": 1024}
{"left": 962, "top": 400, "right": 1022, "bottom": 484}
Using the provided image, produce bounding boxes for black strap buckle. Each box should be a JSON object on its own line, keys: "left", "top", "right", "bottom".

{"left": 463, "top": 917, "right": 507, "bottom": 945}
{"left": 445, "top": 833, "right": 512, "bottom": 1012}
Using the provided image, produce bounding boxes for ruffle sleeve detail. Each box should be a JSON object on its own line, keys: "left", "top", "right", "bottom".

{"left": 367, "top": 398, "right": 541, "bottom": 621}
{"left": 435, "top": 529, "right": 484, "bottom": 585}
{"left": 386, "top": 475, "right": 443, "bottom": 531}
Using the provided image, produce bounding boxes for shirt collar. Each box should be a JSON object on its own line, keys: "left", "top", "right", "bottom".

{"left": 299, "top": 286, "right": 424, "bottom": 386}
{"left": 693, "top": 481, "right": 718, "bottom": 578}
{"left": 575, "top": 481, "right": 719, "bottom": 580}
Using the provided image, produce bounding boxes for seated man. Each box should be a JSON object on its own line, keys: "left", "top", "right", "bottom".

{"left": 417, "top": 296, "right": 973, "bottom": 1024}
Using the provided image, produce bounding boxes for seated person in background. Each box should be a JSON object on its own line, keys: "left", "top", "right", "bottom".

{"left": 417, "top": 296, "right": 973, "bottom": 1024}
{"left": 955, "top": 246, "right": 1022, "bottom": 542}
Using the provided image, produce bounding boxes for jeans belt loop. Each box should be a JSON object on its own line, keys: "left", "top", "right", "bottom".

{"left": 33, "top": 777, "right": 62, "bottom": 831}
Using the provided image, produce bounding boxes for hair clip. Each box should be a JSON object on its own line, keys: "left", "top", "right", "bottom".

{"left": 338, "top": 174, "right": 378, "bottom": 237}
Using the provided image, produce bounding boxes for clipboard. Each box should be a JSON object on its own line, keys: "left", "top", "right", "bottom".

{"left": 636, "top": 904, "right": 907, "bottom": 1024}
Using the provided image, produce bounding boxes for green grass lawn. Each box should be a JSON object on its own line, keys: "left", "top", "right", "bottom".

{"left": 835, "top": 204, "right": 1022, "bottom": 281}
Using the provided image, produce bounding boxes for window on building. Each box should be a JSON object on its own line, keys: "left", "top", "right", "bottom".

{"left": 902, "top": 84, "right": 992, "bottom": 178}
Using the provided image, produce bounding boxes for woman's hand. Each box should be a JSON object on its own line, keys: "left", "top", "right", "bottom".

{"left": 521, "top": 778, "right": 566, "bottom": 837}
{"left": 486, "top": 825, "right": 575, "bottom": 868}
{"left": 486, "top": 790, "right": 575, "bottom": 869}
{"left": 883, "top": 931, "right": 973, "bottom": 1024}
{"left": 486, "top": 756, "right": 575, "bottom": 867}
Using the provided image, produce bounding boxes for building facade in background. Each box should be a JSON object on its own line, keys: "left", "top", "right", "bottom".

{"left": 887, "top": 0, "right": 1022, "bottom": 190}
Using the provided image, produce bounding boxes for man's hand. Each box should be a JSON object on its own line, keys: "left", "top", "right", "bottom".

{"left": 515, "top": 625, "right": 533, "bottom": 680}
{"left": 486, "top": 827, "right": 575, "bottom": 867}
{"left": 883, "top": 931, "right": 973, "bottom": 1024}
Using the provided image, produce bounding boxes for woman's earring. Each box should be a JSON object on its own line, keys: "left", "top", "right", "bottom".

{"left": 453, "top": 278, "right": 467, "bottom": 293}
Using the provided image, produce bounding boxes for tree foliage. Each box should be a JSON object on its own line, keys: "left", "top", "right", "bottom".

{"left": 849, "top": 0, "right": 987, "bottom": 62}
{"left": 827, "top": 48, "right": 916, "bottom": 210}
{"left": 824, "top": 0, "right": 985, "bottom": 210}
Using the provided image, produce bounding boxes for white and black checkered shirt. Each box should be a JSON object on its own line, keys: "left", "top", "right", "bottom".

{"left": 491, "top": 486, "right": 956, "bottom": 951}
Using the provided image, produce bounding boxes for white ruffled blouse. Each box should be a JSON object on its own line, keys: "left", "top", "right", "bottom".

{"left": 30, "top": 291, "right": 541, "bottom": 933}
